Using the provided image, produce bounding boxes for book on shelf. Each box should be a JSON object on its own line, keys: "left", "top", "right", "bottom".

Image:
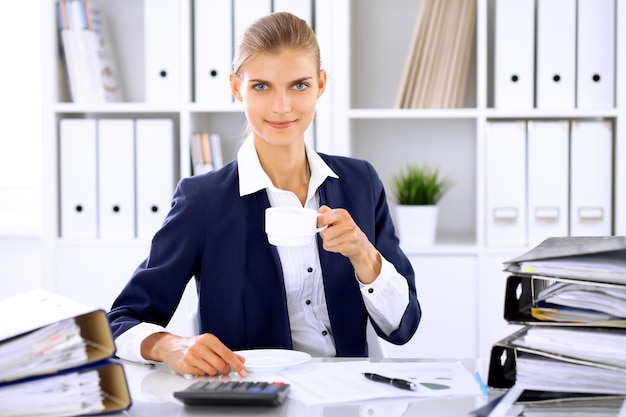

{"left": 190, "top": 132, "right": 223, "bottom": 175}
{"left": 89, "top": 1, "right": 123, "bottom": 102}
{"left": 395, "top": 0, "right": 476, "bottom": 109}
{"left": 56, "top": 0, "right": 123, "bottom": 104}
{"left": 487, "top": 236, "right": 626, "bottom": 401}
{"left": 0, "top": 289, "right": 131, "bottom": 416}
{"left": 209, "top": 133, "right": 223, "bottom": 169}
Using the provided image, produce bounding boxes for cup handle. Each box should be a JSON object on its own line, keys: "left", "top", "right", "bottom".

{"left": 315, "top": 213, "right": 328, "bottom": 233}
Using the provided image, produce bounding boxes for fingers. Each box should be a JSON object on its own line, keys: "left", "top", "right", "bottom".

{"left": 316, "top": 207, "right": 380, "bottom": 282}
{"left": 197, "top": 334, "right": 247, "bottom": 377}
{"left": 317, "top": 205, "right": 341, "bottom": 230}
{"left": 169, "top": 334, "right": 247, "bottom": 377}
{"left": 317, "top": 205, "right": 331, "bottom": 228}
{"left": 317, "top": 208, "right": 359, "bottom": 250}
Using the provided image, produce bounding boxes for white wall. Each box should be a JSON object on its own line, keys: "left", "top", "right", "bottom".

{"left": 0, "top": 3, "right": 44, "bottom": 299}
{"left": 0, "top": 237, "right": 43, "bottom": 298}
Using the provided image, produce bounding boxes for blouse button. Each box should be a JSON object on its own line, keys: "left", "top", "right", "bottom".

{"left": 368, "top": 288, "right": 374, "bottom": 294}
{"left": 305, "top": 299, "right": 311, "bottom": 305}
{"left": 321, "top": 330, "right": 328, "bottom": 336}
{"left": 307, "top": 267, "right": 313, "bottom": 273}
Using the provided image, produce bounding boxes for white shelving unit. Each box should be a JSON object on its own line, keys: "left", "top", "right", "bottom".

{"left": 326, "top": 0, "right": 625, "bottom": 363}
{"left": 40, "top": 0, "right": 333, "bottom": 331}
{"left": 40, "top": 0, "right": 624, "bottom": 362}
{"left": 39, "top": 1, "right": 260, "bottom": 318}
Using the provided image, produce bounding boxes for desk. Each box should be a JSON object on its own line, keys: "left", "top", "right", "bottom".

{"left": 117, "top": 358, "right": 500, "bottom": 416}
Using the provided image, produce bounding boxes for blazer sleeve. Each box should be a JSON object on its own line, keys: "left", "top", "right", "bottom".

{"left": 365, "top": 160, "right": 421, "bottom": 345}
{"left": 319, "top": 155, "right": 421, "bottom": 351}
{"left": 107, "top": 175, "right": 208, "bottom": 339}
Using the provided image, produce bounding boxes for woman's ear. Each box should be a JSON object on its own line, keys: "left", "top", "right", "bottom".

{"left": 317, "top": 69, "right": 327, "bottom": 98}
{"left": 230, "top": 72, "right": 243, "bottom": 102}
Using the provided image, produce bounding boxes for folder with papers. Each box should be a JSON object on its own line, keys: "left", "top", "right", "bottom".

{"left": 493, "top": 0, "right": 534, "bottom": 109}
{"left": 535, "top": 0, "right": 576, "bottom": 109}
{"left": 527, "top": 121, "right": 569, "bottom": 247}
{"left": 488, "top": 326, "right": 626, "bottom": 394}
{"left": 194, "top": 0, "right": 233, "bottom": 106}
{"left": 533, "top": 281, "right": 626, "bottom": 322}
{"left": 576, "top": 0, "right": 615, "bottom": 109}
{"left": 59, "top": 118, "right": 98, "bottom": 239}
{"left": 570, "top": 120, "right": 613, "bottom": 237}
{"left": 488, "top": 236, "right": 626, "bottom": 396}
{"left": 97, "top": 119, "right": 136, "bottom": 239}
{"left": 485, "top": 121, "right": 527, "bottom": 246}
{"left": 0, "top": 289, "right": 131, "bottom": 416}
{"left": 135, "top": 119, "right": 175, "bottom": 241}
{"left": 273, "top": 0, "right": 312, "bottom": 25}
{"left": 504, "top": 236, "right": 626, "bottom": 284}
{"left": 485, "top": 385, "right": 625, "bottom": 417}
{"left": 233, "top": 0, "right": 271, "bottom": 46}
{"left": 503, "top": 274, "right": 626, "bottom": 327}
{"left": 144, "top": 0, "right": 180, "bottom": 103}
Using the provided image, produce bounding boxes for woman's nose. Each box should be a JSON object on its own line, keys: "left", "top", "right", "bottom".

{"left": 272, "top": 91, "right": 291, "bottom": 113}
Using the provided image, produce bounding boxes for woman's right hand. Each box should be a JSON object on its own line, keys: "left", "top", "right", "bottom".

{"left": 141, "top": 332, "right": 247, "bottom": 377}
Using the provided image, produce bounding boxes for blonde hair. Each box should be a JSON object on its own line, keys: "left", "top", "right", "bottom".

{"left": 233, "top": 12, "right": 321, "bottom": 76}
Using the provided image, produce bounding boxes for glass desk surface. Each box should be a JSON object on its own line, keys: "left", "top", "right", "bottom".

{"left": 116, "top": 357, "right": 499, "bottom": 417}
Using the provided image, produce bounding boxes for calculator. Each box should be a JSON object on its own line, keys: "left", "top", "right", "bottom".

{"left": 174, "top": 380, "right": 290, "bottom": 406}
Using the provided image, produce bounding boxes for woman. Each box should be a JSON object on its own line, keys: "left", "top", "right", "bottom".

{"left": 107, "top": 12, "right": 421, "bottom": 378}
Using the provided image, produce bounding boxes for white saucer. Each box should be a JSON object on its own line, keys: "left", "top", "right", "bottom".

{"left": 234, "top": 349, "right": 311, "bottom": 373}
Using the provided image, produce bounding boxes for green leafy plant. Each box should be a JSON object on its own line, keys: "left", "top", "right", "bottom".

{"left": 392, "top": 164, "right": 453, "bottom": 205}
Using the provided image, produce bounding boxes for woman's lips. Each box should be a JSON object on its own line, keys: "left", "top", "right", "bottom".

{"left": 266, "top": 120, "right": 295, "bottom": 129}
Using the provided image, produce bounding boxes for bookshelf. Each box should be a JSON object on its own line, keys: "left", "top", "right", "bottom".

{"left": 40, "top": 0, "right": 328, "bottom": 325}
{"left": 41, "top": 0, "right": 624, "bottom": 363}
{"left": 326, "top": 0, "right": 625, "bottom": 364}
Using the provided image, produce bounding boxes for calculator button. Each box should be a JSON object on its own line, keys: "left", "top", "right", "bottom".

{"left": 174, "top": 380, "right": 290, "bottom": 406}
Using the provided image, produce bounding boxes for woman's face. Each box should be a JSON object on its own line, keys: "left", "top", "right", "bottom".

{"left": 230, "top": 48, "right": 326, "bottom": 149}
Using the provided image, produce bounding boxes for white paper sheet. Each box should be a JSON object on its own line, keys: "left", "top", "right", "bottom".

{"left": 0, "top": 318, "right": 87, "bottom": 382}
{"left": 0, "top": 370, "right": 103, "bottom": 417}
{"left": 248, "top": 360, "right": 482, "bottom": 405}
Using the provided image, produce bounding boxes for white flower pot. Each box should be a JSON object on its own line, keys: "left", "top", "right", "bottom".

{"left": 395, "top": 205, "right": 439, "bottom": 246}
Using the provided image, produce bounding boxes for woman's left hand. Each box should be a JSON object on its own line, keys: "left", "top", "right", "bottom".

{"left": 317, "top": 205, "right": 381, "bottom": 284}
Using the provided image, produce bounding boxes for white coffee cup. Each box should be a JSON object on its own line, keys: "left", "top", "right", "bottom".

{"left": 265, "top": 207, "right": 326, "bottom": 247}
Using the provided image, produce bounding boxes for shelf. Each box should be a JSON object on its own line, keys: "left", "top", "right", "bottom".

{"left": 401, "top": 236, "right": 479, "bottom": 256}
{"left": 484, "top": 108, "right": 618, "bottom": 119}
{"left": 36, "top": 0, "right": 626, "bottom": 366}
{"left": 53, "top": 103, "right": 184, "bottom": 114}
{"left": 53, "top": 102, "right": 247, "bottom": 115}
{"left": 348, "top": 108, "right": 480, "bottom": 120}
{"left": 187, "top": 103, "right": 244, "bottom": 113}
{"left": 348, "top": 107, "right": 619, "bottom": 121}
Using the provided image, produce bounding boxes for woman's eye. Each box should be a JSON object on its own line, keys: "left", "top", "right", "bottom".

{"left": 294, "top": 83, "right": 308, "bottom": 91}
{"left": 253, "top": 83, "right": 268, "bottom": 91}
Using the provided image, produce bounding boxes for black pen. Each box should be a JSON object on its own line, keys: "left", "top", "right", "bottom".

{"left": 362, "top": 372, "right": 417, "bottom": 391}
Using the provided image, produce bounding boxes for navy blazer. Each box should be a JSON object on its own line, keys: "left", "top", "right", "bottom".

{"left": 107, "top": 154, "right": 421, "bottom": 357}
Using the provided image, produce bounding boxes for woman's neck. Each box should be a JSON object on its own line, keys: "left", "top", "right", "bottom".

{"left": 255, "top": 139, "right": 311, "bottom": 206}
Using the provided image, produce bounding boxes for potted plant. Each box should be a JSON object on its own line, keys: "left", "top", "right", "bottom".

{"left": 392, "top": 163, "right": 453, "bottom": 246}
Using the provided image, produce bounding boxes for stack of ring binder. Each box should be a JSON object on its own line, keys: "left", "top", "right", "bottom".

{"left": 487, "top": 236, "right": 626, "bottom": 411}
{"left": 0, "top": 289, "right": 132, "bottom": 417}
